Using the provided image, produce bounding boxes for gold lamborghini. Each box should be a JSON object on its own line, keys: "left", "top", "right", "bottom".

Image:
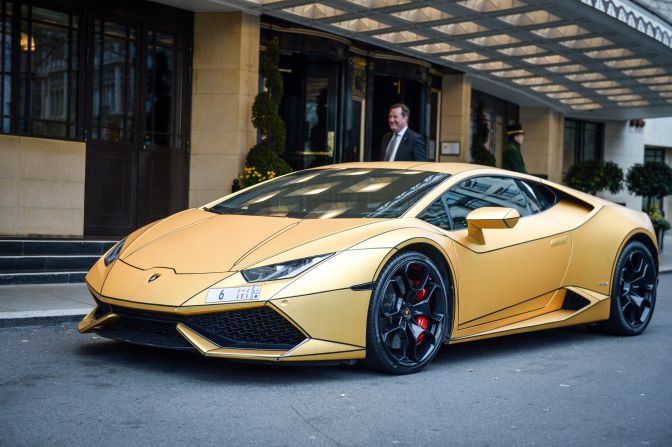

{"left": 79, "top": 162, "right": 659, "bottom": 374}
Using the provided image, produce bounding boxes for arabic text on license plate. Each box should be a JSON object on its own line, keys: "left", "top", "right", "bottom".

{"left": 206, "top": 286, "right": 262, "bottom": 303}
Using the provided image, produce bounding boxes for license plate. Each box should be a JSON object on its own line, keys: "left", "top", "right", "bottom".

{"left": 206, "top": 286, "right": 261, "bottom": 303}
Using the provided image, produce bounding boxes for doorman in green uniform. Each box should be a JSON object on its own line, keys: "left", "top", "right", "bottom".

{"left": 503, "top": 123, "right": 527, "bottom": 174}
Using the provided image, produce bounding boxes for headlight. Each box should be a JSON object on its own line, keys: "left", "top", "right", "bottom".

{"left": 104, "top": 237, "right": 128, "bottom": 266}
{"left": 241, "top": 253, "right": 333, "bottom": 282}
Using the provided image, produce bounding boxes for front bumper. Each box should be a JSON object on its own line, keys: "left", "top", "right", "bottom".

{"left": 79, "top": 289, "right": 369, "bottom": 362}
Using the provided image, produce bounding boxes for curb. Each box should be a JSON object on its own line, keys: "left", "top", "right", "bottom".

{"left": 0, "top": 309, "right": 89, "bottom": 328}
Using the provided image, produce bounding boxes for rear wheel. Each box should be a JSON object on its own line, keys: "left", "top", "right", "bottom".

{"left": 600, "top": 240, "right": 657, "bottom": 335}
{"left": 364, "top": 251, "right": 450, "bottom": 374}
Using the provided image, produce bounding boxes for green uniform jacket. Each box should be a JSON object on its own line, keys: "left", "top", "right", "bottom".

{"left": 502, "top": 142, "right": 527, "bottom": 174}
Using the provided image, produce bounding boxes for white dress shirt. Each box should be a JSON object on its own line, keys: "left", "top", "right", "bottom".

{"left": 387, "top": 126, "right": 408, "bottom": 161}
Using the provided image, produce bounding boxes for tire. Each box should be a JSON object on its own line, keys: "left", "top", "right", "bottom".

{"left": 600, "top": 240, "right": 657, "bottom": 336}
{"left": 364, "top": 251, "right": 451, "bottom": 374}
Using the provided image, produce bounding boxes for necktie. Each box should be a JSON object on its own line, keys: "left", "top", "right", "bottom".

{"left": 384, "top": 133, "right": 399, "bottom": 161}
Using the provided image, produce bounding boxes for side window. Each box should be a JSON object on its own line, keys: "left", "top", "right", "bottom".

{"left": 444, "top": 176, "right": 532, "bottom": 230}
{"left": 418, "top": 198, "right": 451, "bottom": 231}
{"left": 516, "top": 180, "right": 558, "bottom": 213}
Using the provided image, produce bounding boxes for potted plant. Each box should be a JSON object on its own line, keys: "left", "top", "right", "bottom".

{"left": 563, "top": 159, "right": 623, "bottom": 196}
{"left": 241, "top": 38, "right": 291, "bottom": 188}
{"left": 626, "top": 161, "right": 672, "bottom": 248}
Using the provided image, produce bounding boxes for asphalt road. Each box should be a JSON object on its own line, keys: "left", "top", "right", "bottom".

{"left": 2, "top": 278, "right": 672, "bottom": 447}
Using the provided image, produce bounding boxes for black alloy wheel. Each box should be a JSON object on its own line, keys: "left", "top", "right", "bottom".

{"left": 365, "top": 251, "right": 450, "bottom": 374}
{"left": 601, "top": 240, "right": 657, "bottom": 335}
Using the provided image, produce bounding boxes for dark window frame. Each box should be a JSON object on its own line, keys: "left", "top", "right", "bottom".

{"left": 564, "top": 118, "right": 605, "bottom": 165}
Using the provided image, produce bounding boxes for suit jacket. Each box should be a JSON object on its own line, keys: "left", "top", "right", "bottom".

{"left": 380, "top": 128, "right": 427, "bottom": 161}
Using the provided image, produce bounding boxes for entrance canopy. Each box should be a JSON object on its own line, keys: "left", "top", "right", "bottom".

{"left": 159, "top": 0, "right": 672, "bottom": 120}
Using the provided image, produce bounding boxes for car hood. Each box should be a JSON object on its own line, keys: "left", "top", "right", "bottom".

{"left": 120, "top": 208, "right": 387, "bottom": 273}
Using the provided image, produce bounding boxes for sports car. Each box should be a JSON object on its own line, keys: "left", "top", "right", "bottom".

{"left": 79, "top": 162, "right": 659, "bottom": 374}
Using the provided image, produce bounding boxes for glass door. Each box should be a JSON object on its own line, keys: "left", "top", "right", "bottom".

{"left": 84, "top": 19, "right": 189, "bottom": 236}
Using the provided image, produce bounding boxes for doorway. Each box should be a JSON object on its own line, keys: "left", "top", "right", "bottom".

{"left": 84, "top": 19, "right": 190, "bottom": 237}
{"left": 371, "top": 76, "right": 423, "bottom": 161}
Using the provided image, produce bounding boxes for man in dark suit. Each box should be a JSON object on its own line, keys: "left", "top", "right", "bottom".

{"left": 380, "top": 103, "right": 427, "bottom": 161}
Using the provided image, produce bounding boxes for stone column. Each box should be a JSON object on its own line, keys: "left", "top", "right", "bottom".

{"left": 439, "top": 74, "right": 471, "bottom": 163}
{"left": 519, "top": 107, "right": 564, "bottom": 182}
{"left": 189, "top": 12, "right": 260, "bottom": 207}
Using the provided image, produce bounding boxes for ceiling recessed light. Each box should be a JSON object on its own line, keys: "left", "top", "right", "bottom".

{"left": 607, "top": 94, "right": 643, "bottom": 101}
{"left": 638, "top": 76, "right": 672, "bottom": 85}
{"left": 595, "top": 88, "right": 633, "bottom": 95}
{"left": 441, "top": 52, "right": 488, "bottom": 62}
{"left": 571, "top": 103, "right": 602, "bottom": 110}
{"left": 604, "top": 58, "right": 651, "bottom": 69}
{"left": 617, "top": 100, "right": 650, "bottom": 107}
{"left": 531, "top": 25, "right": 589, "bottom": 39}
{"left": 523, "top": 55, "right": 569, "bottom": 65}
{"left": 498, "top": 45, "right": 546, "bottom": 56}
{"left": 469, "top": 61, "right": 512, "bottom": 70}
{"left": 530, "top": 84, "right": 568, "bottom": 92}
{"left": 498, "top": 10, "right": 560, "bottom": 26}
{"left": 433, "top": 21, "right": 489, "bottom": 35}
{"left": 559, "top": 37, "right": 614, "bottom": 49}
{"left": 283, "top": 3, "right": 345, "bottom": 19}
{"left": 513, "top": 76, "right": 551, "bottom": 85}
{"left": 374, "top": 30, "right": 427, "bottom": 43}
{"left": 491, "top": 69, "right": 533, "bottom": 78}
{"left": 468, "top": 34, "right": 520, "bottom": 46}
{"left": 411, "top": 42, "right": 461, "bottom": 54}
{"left": 581, "top": 80, "right": 621, "bottom": 89}
{"left": 547, "top": 91, "right": 581, "bottom": 99}
{"left": 390, "top": 7, "right": 452, "bottom": 22}
{"left": 584, "top": 48, "right": 634, "bottom": 59}
{"left": 565, "top": 72, "right": 606, "bottom": 82}
{"left": 623, "top": 67, "right": 667, "bottom": 77}
{"left": 332, "top": 18, "right": 389, "bottom": 32}
{"left": 458, "top": 0, "right": 527, "bottom": 13}
{"left": 544, "top": 64, "right": 588, "bottom": 73}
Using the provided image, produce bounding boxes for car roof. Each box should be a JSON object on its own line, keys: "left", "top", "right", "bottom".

{"left": 317, "top": 161, "right": 499, "bottom": 176}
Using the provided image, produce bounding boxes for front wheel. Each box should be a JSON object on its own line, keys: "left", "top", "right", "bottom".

{"left": 600, "top": 240, "right": 657, "bottom": 335}
{"left": 364, "top": 251, "right": 451, "bottom": 374}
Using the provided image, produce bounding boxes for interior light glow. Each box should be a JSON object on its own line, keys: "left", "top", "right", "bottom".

{"left": 659, "top": 92, "right": 672, "bottom": 98}
{"left": 649, "top": 84, "right": 672, "bottom": 91}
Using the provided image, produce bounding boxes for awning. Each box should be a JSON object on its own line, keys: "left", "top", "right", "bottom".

{"left": 157, "top": 0, "right": 672, "bottom": 120}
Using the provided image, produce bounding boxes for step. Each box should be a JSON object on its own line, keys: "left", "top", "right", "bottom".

{"left": 0, "top": 271, "right": 87, "bottom": 285}
{"left": 0, "top": 239, "right": 118, "bottom": 256}
{"left": 0, "top": 255, "right": 100, "bottom": 273}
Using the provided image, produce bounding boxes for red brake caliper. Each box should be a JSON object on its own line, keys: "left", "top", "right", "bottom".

{"left": 414, "top": 280, "right": 428, "bottom": 345}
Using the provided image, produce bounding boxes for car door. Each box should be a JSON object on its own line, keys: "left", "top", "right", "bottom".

{"left": 420, "top": 175, "right": 572, "bottom": 328}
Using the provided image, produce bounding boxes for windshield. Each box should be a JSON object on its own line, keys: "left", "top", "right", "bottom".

{"left": 207, "top": 168, "right": 449, "bottom": 219}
